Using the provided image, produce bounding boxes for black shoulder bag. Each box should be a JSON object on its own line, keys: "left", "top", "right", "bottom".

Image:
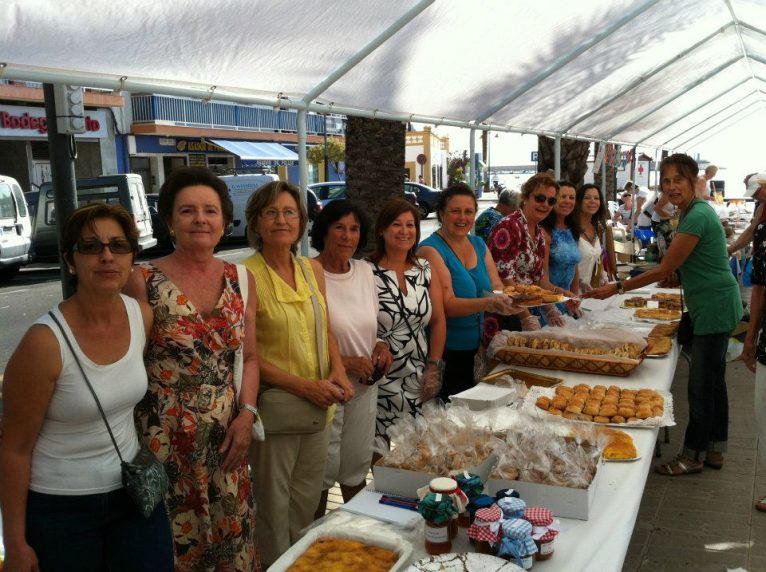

{"left": 48, "top": 311, "right": 169, "bottom": 518}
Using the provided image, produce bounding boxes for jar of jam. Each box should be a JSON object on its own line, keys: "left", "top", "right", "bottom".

{"left": 523, "top": 507, "right": 558, "bottom": 561}
{"left": 424, "top": 520, "right": 452, "bottom": 555}
{"left": 467, "top": 504, "right": 502, "bottom": 554}
{"left": 428, "top": 477, "right": 459, "bottom": 539}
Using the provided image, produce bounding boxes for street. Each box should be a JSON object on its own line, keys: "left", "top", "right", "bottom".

{"left": 0, "top": 210, "right": 455, "bottom": 372}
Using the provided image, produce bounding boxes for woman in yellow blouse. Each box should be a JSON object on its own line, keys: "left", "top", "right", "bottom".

{"left": 242, "top": 180, "right": 353, "bottom": 567}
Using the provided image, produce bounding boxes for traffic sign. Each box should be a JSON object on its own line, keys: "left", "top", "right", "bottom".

{"left": 531, "top": 151, "right": 539, "bottom": 162}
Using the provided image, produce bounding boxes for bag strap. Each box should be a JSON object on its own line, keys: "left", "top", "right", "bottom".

{"left": 233, "top": 264, "right": 249, "bottom": 399}
{"left": 373, "top": 262, "right": 428, "bottom": 363}
{"left": 47, "top": 311, "right": 125, "bottom": 464}
{"left": 296, "top": 257, "right": 328, "bottom": 379}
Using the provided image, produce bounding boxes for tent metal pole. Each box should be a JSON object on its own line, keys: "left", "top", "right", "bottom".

{"left": 554, "top": 136, "right": 561, "bottom": 180}
{"left": 636, "top": 77, "right": 752, "bottom": 145}
{"left": 297, "top": 109, "right": 309, "bottom": 256}
{"left": 724, "top": 0, "right": 758, "bottom": 84}
{"left": 469, "top": 128, "right": 476, "bottom": 189}
{"left": 474, "top": 0, "right": 660, "bottom": 124}
{"left": 659, "top": 92, "right": 759, "bottom": 147}
{"left": 601, "top": 146, "right": 607, "bottom": 198}
{"left": 302, "top": 0, "right": 434, "bottom": 104}
{"left": 673, "top": 100, "right": 764, "bottom": 149}
{"left": 605, "top": 56, "right": 741, "bottom": 140}
{"left": 677, "top": 105, "right": 764, "bottom": 149}
{"left": 562, "top": 24, "right": 733, "bottom": 133}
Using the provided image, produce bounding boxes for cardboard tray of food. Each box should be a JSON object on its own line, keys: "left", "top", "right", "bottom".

{"left": 494, "top": 346, "right": 643, "bottom": 377}
{"left": 480, "top": 367, "right": 563, "bottom": 388}
{"left": 268, "top": 521, "right": 413, "bottom": 572}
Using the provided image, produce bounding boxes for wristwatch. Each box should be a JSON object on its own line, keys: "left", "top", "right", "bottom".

{"left": 240, "top": 403, "right": 259, "bottom": 418}
{"left": 615, "top": 280, "right": 625, "bottom": 295}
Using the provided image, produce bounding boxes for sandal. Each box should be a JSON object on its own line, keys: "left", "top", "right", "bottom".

{"left": 654, "top": 455, "right": 703, "bottom": 476}
{"left": 704, "top": 451, "right": 724, "bottom": 470}
{"left": 756, "top": 497, "right": 766, "bottom": 513}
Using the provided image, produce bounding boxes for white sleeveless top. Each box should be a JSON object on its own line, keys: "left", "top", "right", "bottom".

{"left": 30, "top": 295, "right": 147, "bottom": 495}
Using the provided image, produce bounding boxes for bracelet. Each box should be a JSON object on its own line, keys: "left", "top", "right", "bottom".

{"left": 240, "top": 403, "right": 258, "bottom": 418}
{"left": 427, "top": 358, "right": 445, "bottom": 368}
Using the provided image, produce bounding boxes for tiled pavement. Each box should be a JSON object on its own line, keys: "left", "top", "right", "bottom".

{"left": 622, "top": 350, "right": 766, "bottom": 572}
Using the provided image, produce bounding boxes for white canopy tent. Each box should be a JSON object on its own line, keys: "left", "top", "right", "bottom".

{"left": 2, "top": 0, "right": 764, "bottom": 177}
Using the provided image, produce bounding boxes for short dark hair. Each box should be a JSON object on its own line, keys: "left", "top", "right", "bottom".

{"left": 435, "top": 182, "right": 478, "bottom": 223}
{"left": 244, "top": 180, "right": 308, "bottom": 252}
{"left": 158, "top": 167, "right": 234, "bottom": 227}
{"left": 370, "top": 198, "right": 421, "bottom": 265}
{"left": 521, "top": 173, "right": 559, "bottom": 199}
{"left": 61, "top": 203, "right": 138, "bottom": 285}
{"left": 660, "top": 153, "right": 699, "bottom": 193}
{"left": 497, "top": 189, "right": 514, "bottom": 207}
{"left": 310, "top": 199, "right": 369, "bottom": 255}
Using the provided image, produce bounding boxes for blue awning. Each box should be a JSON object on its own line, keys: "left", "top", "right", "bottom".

{"left": 209, "top": 139, "right": 298, "bottom": 162}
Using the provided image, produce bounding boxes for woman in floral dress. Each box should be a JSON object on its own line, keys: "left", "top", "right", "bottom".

{"left": 125, "top": 167, "right": 261, "bottom": 571}
{"left": 485, "top": 173, "right": 562, "bottom": 341}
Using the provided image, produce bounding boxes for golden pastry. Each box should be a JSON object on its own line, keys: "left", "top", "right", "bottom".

{"left": 536, "top": 396, "right": 552, "bottom": 410}
{"left": 287, "top": 538, "right": 398, "bottom": 572}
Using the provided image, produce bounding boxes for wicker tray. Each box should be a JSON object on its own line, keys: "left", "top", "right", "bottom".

{"left": 494, "top": 346, "right": 643, "bottom": 377}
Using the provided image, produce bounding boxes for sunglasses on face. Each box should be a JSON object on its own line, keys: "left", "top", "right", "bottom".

{"left": 74, "top": 238, "right": 135, "bottom": 255}
{"left": 532, "top": 194, "right": 557, "bottom": 206}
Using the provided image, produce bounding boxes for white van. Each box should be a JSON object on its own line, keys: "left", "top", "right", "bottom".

{"left": 0, "top": 175, "right": 32, "bottom": 280}
{"left": 219, "top": 174, "right": 279, "bottom": 239}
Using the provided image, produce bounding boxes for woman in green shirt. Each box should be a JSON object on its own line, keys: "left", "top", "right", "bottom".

{"left": 587, "top": 153, "right": 742, "bottom": 476}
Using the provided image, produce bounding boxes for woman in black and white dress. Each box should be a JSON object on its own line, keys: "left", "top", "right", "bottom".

{"left": 368, "top": 199, "right": 446, "bottom": 455}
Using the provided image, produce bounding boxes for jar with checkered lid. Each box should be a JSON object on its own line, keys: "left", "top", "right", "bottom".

{"left": 523, "top": 506, "right": 559, "bottom": 561}
{"left": 417, "top": 478, "right": 459, "bottom": 555}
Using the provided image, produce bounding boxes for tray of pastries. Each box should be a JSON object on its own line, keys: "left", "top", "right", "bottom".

{"left": 494, "top": 331, "right": 645, "bottom": 377}
{"left": 633, "top": 308, "right": 682, "bottom": 322}
{"left": 645, "top": 336, "right": 672, "bottom": 357}
{"left": 600, "top": 428, "right": 639, "bottom": 461}
{"left": 500, "top": 284, "right": 567, "bottom": 307}
{"left": 648, "top": 322, "right": 679, "bottom": 337}
{"left": 270, "top": 523, "right": 413, "bottom": 572}
{"left": 522, "top": 383, "right": 675, "bottom": 428}
{"left": 621, "top": 296, "right": 683, "bottom": 311}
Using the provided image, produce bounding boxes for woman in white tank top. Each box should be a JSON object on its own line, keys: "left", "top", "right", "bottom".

{"left": 0, "top": 204, "right": 173, "bottom": 572}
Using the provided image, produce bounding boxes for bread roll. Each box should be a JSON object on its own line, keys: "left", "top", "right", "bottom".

{"left": 636, "top": 405, "right": 652, "bottom": 419}
{"left": 547, "top": 407, "right": 563, "bottom": 416}
{"left": 583, "top": 402, "right": 600, "bottom": 416}
{"left": 552, "top": 396, "right": 568, "bottom": 410}
{"left": 536, "top": 396, "right": 552, "bottom": 410}
{"left": 611, "top": 415, "right": 626, "bottom": 424}
{"left": 599, "top": 404, "right": 618, "bottom": 417}
{"left": 566, "top": 402, "right": 583, "bottom": 414}
{"left": 593, "top": 415, "right": 610, "bottom": 424}
{"left": 618, "top": 406, "right": 635, "bottom": 418}
{"left": 556, "top": 386, "right": 574, "bottom": 398}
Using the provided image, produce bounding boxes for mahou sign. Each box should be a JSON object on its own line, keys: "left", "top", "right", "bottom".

{"left": 0, "top": 104, "right": 107, "bottom": 138}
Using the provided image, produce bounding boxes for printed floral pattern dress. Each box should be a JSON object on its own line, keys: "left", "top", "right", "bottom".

{"left": 135, "top": 262, "right": 259, "bottom": 572}
{"left": 371, "top": 261, "right": 433, "bottom": 453}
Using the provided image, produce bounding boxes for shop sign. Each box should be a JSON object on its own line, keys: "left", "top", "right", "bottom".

{"left": 0, "top": 104, "right": 107, "bottom": 138}
{"left": 176, "top": 139, "right": 221, "bottom": 153}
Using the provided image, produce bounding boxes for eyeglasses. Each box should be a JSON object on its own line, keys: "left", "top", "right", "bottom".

{"left": 74, "top": 238, "right": 135, "bottom": 255}
{"left": 532, "top": 194, "right": 557, "bottom": 206}
{"left": 261, "top": 208, "right": 299, "bottom": 220}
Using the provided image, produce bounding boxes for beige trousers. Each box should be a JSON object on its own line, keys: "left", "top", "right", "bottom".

{"left": 249, "top": 426, "right": 330, "bottom": 566}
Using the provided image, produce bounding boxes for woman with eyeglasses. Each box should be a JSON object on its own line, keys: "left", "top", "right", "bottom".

{"left": 418, "top": 183, "right": 516, "bottom": 400}
{"left": 1, "top": 204, "right": 173, "bottom": 572}
{"left": 309, "top": 200, "right": 393, "bottom": 518}
{"left": 575, "top": 183, "right": 617, "bottom": 291}
{"left": 124, "top": 167, "right": 260, "bottom": 571}
{"left": 241, "top": 181, "right": 353, "bottom": 567}
{"left": 486, "top": 173, "right": 565, "bottom": 338}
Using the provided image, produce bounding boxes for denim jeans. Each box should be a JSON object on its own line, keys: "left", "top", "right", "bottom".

{"left": 683, "top": 332, "right": 730, "bottom": 457}
{"left": 26, "top": 488, "right": 173, "bottom": 572}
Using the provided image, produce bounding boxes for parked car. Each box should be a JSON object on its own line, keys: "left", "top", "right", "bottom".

{"left": 145, "top": 193, "right": 172, "bottom": 251}
{"left": 308, "top": 181, "right": 420, "bottom": 211}
{"left": 405, "top": 181, "right": 441, "bottom": 219}
{"left": 219, "top": 173, "right": 281, "bottom": 240}
{"left": 26, "top": 174, "right": 156, "bottom": 261}
{"left": 0, "top": 174, "right": 32, "bottom": 280}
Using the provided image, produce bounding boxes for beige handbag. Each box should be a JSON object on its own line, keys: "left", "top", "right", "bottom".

{"left": 258, "top": 257, "right": 328, "bottom": 435}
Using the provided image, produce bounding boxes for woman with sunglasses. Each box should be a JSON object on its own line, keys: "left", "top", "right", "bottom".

{"left": 309, "top": 200, "right": 393, "bottom": 518}
{"left": 124, "top": 167, "right": 260, "bottom": 571}
{"left": 485, "top": 173, "right": 565, "bottom": 339}
{"left": 241, "top": 181, "right": 353, "bottom": 567}
{"left": 418, "top": 183, "right": 516, "bottom": 399}
{"left": 1, "top": 204, "right": 173, "bottom": 572}
{"left": 575, "top": 183, "right": 617, "bottom": 291}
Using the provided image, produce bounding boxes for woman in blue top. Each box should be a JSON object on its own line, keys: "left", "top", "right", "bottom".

{"left": 418, "top": 183, "right": 516, "bottom": 400}
{"left": 539, "top": 181, "right": 582, "bottom": 320}
{"left": 588, "top": 154, "right": 742, "bottom": 477}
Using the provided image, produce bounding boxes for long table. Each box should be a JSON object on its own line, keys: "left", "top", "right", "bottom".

{"left": 400, "top": 288, "right": 681, "bottom": 571}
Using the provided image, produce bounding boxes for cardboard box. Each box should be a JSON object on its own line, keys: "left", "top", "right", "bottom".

{"left": 485, "top": 461, "right": 603, "bottom": 520}
{"left": 372, "top": 454, "right": 498, "bottom": 499}
{"left": 449, "top": 384, "right": 516, "bottom": 411}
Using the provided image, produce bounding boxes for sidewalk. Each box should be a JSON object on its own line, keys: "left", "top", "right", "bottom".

{"left": 623, "top": 349, "right": 766, "bottom": 572}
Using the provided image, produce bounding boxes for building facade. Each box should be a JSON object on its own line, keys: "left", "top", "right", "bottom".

{"left": 405, "top": 126, "right": 449, "bottom": 189}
